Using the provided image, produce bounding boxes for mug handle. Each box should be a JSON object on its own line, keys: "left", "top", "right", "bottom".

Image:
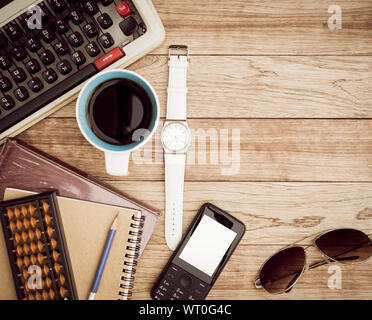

{"left": 104, "top": 151, "right": 130, "bottom": 176}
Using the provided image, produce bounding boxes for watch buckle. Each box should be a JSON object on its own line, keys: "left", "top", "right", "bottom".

{"left": 168, "top": 45, "right": 189, "bottom": 61}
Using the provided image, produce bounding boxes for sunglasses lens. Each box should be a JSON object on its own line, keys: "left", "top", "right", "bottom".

{"left": 316, "top": 229, "right": 372, "bottom": 264}
{"left": 259, "top": 246, "right": 305, "bottom": 294}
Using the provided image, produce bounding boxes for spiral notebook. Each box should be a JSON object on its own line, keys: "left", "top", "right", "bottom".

{"left": 0, "top": 188, "right": 143, "bottom": 300}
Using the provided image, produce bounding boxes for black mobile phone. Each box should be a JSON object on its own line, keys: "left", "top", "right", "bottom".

{"left": 151, "top": 203, "right": 246, "bottom": 300}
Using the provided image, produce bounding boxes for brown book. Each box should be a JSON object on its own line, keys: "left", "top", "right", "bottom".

{"left": 0, "top": 138, "right": 161, "bottom": 256}
{"left": 1, "top": 188, "right": 143, "bottom": 300}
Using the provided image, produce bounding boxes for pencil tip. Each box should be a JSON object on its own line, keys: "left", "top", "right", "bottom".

{"left": 111, "top": 213, "right": 119, "bottom": 230}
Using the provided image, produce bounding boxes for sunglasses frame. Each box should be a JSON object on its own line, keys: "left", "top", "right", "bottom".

{"left": 254, "top": 228, "right": 372, "bottom": 295}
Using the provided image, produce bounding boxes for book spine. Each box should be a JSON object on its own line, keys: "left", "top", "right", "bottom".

{"left": 118, "top": 214, "right": 144, "bottom": 300}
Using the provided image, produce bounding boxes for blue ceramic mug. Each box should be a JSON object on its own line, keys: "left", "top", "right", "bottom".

{"left": 76, "top": 69, "right": 160, "bottom": 176}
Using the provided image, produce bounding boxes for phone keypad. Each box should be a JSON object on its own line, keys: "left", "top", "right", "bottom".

{"left": 152, "top": 264, "right": 210, "bottom": 300}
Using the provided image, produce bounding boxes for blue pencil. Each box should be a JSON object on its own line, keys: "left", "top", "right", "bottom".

{"left": 88, "top": 214, "right": 118, "bottom": 300}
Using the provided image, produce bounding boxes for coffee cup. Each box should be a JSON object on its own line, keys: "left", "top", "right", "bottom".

{"left": 76, "top": 69, "right": 159, "bottom": 176}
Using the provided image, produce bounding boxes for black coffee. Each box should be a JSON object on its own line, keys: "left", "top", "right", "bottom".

{"left": 87, "top": 78, "right": 153, "bottom": 145}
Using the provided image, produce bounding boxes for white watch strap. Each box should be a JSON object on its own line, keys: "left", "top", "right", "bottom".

{"left": 165, "top": 153, "right": 186, "bottom": 250}
{"left": 166, "top": 55, "right": 189, "bottom": 120}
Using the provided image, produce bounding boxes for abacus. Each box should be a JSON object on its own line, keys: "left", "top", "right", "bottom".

{"left": 0, "top": 192, "right": 77, "bottom": 300}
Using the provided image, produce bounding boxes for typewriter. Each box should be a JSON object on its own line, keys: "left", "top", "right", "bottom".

{"left": 0, "top": 0, "right": 165, "bottom": 143}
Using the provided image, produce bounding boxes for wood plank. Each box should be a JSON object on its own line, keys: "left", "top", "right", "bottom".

{"left": 107, "top": 181, "right": 372, "bottom": 246}
{"left": 52, "top": 55, "right": 372, "bottom": 119}
{"left": 107, "top": 181, "right": 372, "bottom": 300}
{"left": 134, "top": 244, "right": 372, "bottom": 300}
{"left": 150, "top": 0, "right": 372, "bottom": 55}
{"left": 18, "top": 118, "right": 372, "bottom": 182}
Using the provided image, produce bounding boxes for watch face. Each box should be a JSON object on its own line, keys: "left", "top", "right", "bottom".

{"left": 161, "top": 122, "right": 191, "bottom": 152}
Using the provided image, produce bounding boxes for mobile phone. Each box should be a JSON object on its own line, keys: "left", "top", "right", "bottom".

{"left": 151, "top": 203, "right": 246, "bottom": 300}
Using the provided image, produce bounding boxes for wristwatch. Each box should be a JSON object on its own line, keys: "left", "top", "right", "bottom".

{"left": 161, "top": 45, "right": 191, "bottom": 251}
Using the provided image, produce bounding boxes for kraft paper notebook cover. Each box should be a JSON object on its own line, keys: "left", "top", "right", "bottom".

{"left": 0, "top": 138, "right": 161, "bottom": 256}
{"left": 0, "top": 188, "right": 143, "bottom": 300}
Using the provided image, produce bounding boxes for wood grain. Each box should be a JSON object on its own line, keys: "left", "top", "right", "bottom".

{"left": 18, "top": 118, "right": 372, "bottom": 182}
{"left": 8, "top": 0, "right": 372, "bottom": 300}
{"left": 150, "top": 0, "right": 372, "bottom": 55}
{"left": 52, "top": 55, "right": 372, "bottom": 119}
{"left": 114, "top": 180, "right": 372, "bottom": 299}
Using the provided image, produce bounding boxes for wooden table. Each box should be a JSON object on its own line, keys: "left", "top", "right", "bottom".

{"left": 18, "top": 0, "right": 372, "bottom": 299}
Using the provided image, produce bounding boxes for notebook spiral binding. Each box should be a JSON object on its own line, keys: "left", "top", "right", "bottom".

{"left": 118, "top": 214, "right": 144, "bottom": 299}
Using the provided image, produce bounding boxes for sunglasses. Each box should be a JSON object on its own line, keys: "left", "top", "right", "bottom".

{"left": 254, "top": 228, "right": 372, "bottom": 294}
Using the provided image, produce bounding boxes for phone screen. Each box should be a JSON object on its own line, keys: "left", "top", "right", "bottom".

{"left": 178, "top": 215, "right": 237, "bottom": 276}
